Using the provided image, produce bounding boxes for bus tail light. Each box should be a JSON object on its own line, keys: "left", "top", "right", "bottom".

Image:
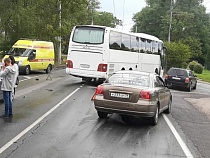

{"left": 140, "top": 90, "right": 151, "bottom": 100}
{"left": 91, "top": 85, "right": 104, "bottom": 100}
{"left": 185, "top": 78, "right": 190, "bottom": 83}
{"left": 97, "top": 64, "right": 107, "bottom": 72}
{"left": 66, "top": 60, "right": 73, "bottom": 68}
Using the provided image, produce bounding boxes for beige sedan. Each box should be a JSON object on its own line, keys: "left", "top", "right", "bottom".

{"left": 92, "top": 71, "right": 172, "bottom": 125}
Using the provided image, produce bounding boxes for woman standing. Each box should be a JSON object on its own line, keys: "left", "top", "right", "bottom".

{"left": 0, "top": 58, "right": 15, "bottom": 118}
{"left": 9, "top": 55, "right": 19, "bottom": 96}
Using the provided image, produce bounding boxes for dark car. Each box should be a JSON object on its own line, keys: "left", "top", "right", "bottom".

{"left": 165, "top": 68, "right": 197, "bottom": 92}
{"left": 92, "top": 71, "right": 172, "bottom": 126}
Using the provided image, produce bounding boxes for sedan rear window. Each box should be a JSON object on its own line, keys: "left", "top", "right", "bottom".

{"left": 107, "top": 73, "right": 149, "bottom": 87}
{"left": 168, "top": 69, "right": 188, "bottom": 77}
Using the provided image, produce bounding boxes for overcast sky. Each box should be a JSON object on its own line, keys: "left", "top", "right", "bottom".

{"left": 98, "top": 0, "right": 210, "bottom": 32}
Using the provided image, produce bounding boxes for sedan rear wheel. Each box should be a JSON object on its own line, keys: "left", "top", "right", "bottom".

{"left": 164, "top": 99, "right": 172, "bottom": 114}
{"left": 149, "top": 107, "right": 159, "bottom": 126}
{"left": 97, "top": 111, "right": 108, "bottom": 119}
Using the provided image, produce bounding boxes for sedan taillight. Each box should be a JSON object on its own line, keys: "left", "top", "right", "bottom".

{"left": 91, "top": 85, "right": 104, "bottom": 100}
{"left": 140, "top": 90, "right": 151, "bottom": 100}
{"left": 185, "top": 77, "right": 190, "bottom": 83}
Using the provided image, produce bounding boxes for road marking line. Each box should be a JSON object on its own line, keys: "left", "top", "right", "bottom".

{"left": 163, "top": 114, "right": 194, "bottom": 158}
{"left": 0, "top": 87, "right": 81, "bottom": 155}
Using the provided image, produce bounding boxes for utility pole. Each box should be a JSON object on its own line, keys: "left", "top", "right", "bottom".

{"left": 168, "top": 0, "right": 174, "bottom": 43}
{"left": 58, "top": 0, "right": 62, "bottom": 64}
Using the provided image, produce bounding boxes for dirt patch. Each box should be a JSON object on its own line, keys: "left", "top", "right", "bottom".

{"left": 185, "top": 98, "right": 210, "bottom": 119}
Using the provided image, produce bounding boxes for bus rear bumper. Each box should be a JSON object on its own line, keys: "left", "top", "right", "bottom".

{"left": 66, "top": 68, "right": 107, "bottom": 79}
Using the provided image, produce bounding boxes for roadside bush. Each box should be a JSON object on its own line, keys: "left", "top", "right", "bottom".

{"left": 182, "top": 62, "right": 188, "bottom": 69}
{"left": 194, "top": 63, "right": 203, "bottom": 74}
{"left": 188, "top": 61, "right": 197, "bottom": 71}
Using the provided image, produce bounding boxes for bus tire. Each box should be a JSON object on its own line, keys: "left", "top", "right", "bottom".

{"left": 25, "top": 66, "right": 30, "bottom": 75}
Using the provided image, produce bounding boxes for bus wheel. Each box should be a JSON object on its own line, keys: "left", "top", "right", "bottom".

{"left": 46, "top": 65, "right": 52, "bottom": 74}
{"left": 25, "top": 66, "right": 30, "bottom": 75}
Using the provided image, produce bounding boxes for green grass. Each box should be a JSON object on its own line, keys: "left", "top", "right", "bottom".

{"left": 195, "top": 69, "right": 210, "bottom": 83}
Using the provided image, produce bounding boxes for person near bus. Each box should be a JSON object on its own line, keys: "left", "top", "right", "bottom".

{"left": 9, "top": 55, "right": 19, "bottom": 95}
{"left": 0, "top": 58, "right": 16, "bottom": 118}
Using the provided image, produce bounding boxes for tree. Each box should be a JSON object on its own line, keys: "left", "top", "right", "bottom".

{"left": 93, "top": 11, "right": 122, "bottom": 27}
{"left": 165, "top": 42, "right": 191, "bottom": 69}
{"left": 132, "top": 0, "right": 210, "bottom": 67}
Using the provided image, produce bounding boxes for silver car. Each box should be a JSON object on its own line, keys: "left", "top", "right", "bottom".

{"left": 92, "top": 71, "right": 172, "bottom": 125}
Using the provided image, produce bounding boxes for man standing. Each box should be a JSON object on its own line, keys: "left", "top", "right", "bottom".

{"left": 0, "top": 58, "right": 15, "bottom": 118}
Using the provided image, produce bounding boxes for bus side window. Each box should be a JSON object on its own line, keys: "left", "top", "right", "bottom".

{"left": 146, "top": 39, "right": 152, "bottom": 54}
{"left": 121, "top": 34, "right": 131, "bottom": 51}
{"left": 109, "top": 31, "right": 121, "bottom": 50}
{"left": 131, "top": 36, "right": 139, "bottom": 52}
{"left": 140, "top": 38, "right": 146, "bottom": 53}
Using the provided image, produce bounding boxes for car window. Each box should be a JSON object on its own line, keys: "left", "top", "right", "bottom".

{"left": 107, "top": 73, "right": 150, "bottom": 87}
{"left": 167, "top": 69, "right": 176, "bottom": 76}
{"left": 154, "top": 76, "right": 164, "bottom": 87}
{"left": 168, "top": 68, "right": 188, "bottom": 77}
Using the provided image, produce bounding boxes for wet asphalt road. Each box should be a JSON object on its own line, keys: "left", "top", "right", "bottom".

{"left": 0, "top": 69, "right": 209, "bottom": 158}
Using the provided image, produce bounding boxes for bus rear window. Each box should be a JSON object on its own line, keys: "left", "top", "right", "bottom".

{"left": 72, "top": 27, "right": 104, "bottom": 44}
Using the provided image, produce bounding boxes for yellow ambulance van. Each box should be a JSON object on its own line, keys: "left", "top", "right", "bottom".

{"left": 5, "top": 39, "right": 55, "bottom": 75}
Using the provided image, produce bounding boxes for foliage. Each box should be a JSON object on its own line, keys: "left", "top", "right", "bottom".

{"left": 164, "top": 42, "right": 191, "bottom": 70}
{"left": 182, "top": 62, "right": 188, "bottom": 69}
{"left": 195, "top": 69, "right": 210, "bottom": 82}
{"left": 132, "top": 0, "right": 210, "bottom": 66}
{"left": 188, "top": 60, "right": 198, "bottom": 71}
{"left": 0, "top": 0, "right": 121, "bottom": 61}
{"left": 194, "top": 63, "right": 203, "bottom": 74}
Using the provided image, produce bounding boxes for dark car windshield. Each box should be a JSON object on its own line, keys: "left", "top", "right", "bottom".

{"left": 168, "top": 69, "right": 188, "bottom": 77}
{"left": 72, "top": 26, "right": 104, "bottom": 44}
{"left": 107, "top": 73, "right": 150, "bottom": 87}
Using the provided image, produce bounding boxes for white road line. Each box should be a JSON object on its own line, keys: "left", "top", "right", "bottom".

{"left": 0, "top": 87, "right": 81, "bottom": 155}
{"left": 163, "top": 114, "right": 194, "bottom": 158}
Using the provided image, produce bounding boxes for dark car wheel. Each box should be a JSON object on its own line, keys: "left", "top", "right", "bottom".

{"left": 97, "top": 111, "right": 108, "bottom": 118}
{"left": 25, "top": 66, "right": 30, "bottom": 75}
{"left": 193, "top": 82, "right": 197, "bottom": 90}
{"left": 187, "top": 83, "right": 192, "bottom": 92}
{"left": 149, "top": 107, "right": 159, "bottom": 126}
{"left": 164, "top": 98, "right": 172, "bottom": 114}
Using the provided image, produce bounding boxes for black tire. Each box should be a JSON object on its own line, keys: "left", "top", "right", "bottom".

{"left": 121, "top": 115, "right": 131, "bottom": 123}
{"left": 164, "top": 98, "right": 172, "bottom": 114}
{"left": 148, "top": 107, "right": 159, "bottom": 126}
{"left": 187, "top": 83, "right": 192, "bottom": 92}
{"left": 193, "top": 82, "right": 197, "bottom": 90}
{"left": 97, "top": 111, "right": 108, "bottom": 119}
{"left": 25, "top": 66, "right": 30, "bottom": 75}
{"left": 46, "top": 65, "right": 52, "bottom": 74}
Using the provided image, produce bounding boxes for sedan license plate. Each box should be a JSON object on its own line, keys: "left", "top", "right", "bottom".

{"left": 110, "top": 92, "right": 130, "bottom": 99}
{"left": 172, "top": 77, "right": 181, "bottom": 80}
{"left": 80, "top": 64, "right": 90, "bottom": 68}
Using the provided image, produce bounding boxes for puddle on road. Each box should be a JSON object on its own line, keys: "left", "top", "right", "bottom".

{"left": 185, "top": 98, "right": 210, "bottom": 119}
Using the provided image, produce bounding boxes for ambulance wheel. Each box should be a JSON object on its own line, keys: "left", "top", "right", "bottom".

{"left": 46, "top": 65, "right": 52, "bottom": 74}
{"left": 25, "top": 66, "right": 30, "bottom": 75}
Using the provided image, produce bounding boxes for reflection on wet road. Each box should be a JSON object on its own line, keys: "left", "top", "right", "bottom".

{"left": 0, "top": 69, "right": 209, "bottom": 158}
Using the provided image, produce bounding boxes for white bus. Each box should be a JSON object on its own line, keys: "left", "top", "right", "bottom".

{"left": 66, "top": 25, "right": 166, "bottom": 81}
